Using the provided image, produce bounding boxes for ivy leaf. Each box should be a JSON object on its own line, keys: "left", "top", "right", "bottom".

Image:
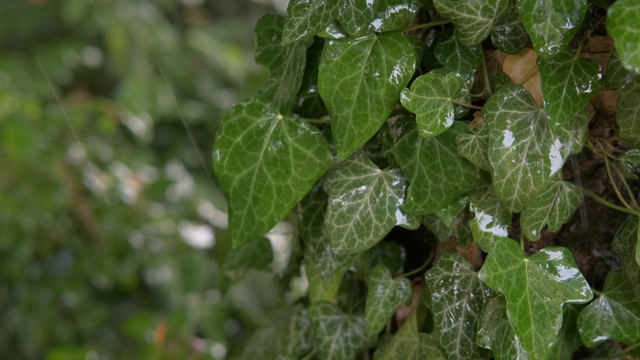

{"left": 296, "top": 37, "right": 329, "bottom": 118}
{"left": 520, "top": 176, "right": 583, "bottom": 241}
{"left": 323, "top": 152, "right": 418, "bottom": 254}
{"left": 212, "top": 100, "right": 333, "bottom": 246}
{"left": 310, "top": 302, "right": 377, "bottom": 360}
{"left": 425, "top": 253, "right": 493, "bottom": 360}
{"left": 607, "top": 0, "right": 640, "bottom": 74}
{"left": 577, "top": 268, "right": 640, "bottom": 347}
{"left": 306, "top": 260, "right": 347, "bottom": 303}
{"left": 469, "top": 186, "right": 512, "bottom": 253}
{"left": 365, "top": 264, "right": 413, "bottom": 337}
{"left": 223, "top": 237, "right": 273, "bottom": 279}
{"left": 433, "top": 0, "right": 509, "bottom": 45}
{"left": 612, "top": 216, "right": 640, "bottom": 299}
{"left": 476, "top": 295, "right": 528, "bottom": 360}
{"left": 538, "top": 50, "right": 602, "bottom": 125}
{"left": 617, "top": 78, "right": 640, "bottom": 148}
{"left": 282, "top": 0, "right": 340, "bottom": 45}
{"left": 491, "top": 7, "right": 529, "bottom": 55}
{"left": 606, "top": 51, "right": 636, "bottom": 90}
{"left": 435, "top": 37, "right": 483, "bottom": 87}
{"left": 547, "top": 305, "right": 583, "bottom": 360}
{"left": 435, "top": 196, "right": 469, "bottom": 228}
{"left": 255, "top": 14, "right": 311, "bottom": 112}
{"left": 400, "top": 72, "right": 469, "bottom": 138}
{"left": 319, "top": 32, "right": 416, "bottom": 160}
{"left": 478, "top": 237, "right": 593, "bottom": 360}
{"left": 375, "top": 310, "right": 446, "bottom": 360}
{"left": 423, "top": 209, "right": 473, "bottom": 247}
{"left": 455, "top": 121, "right": 492, "bottom": 172}
{"left": 355, "top": 242, "right": 408, "bottom": 276}
{"left": 393, "top": 121, "right": 481, "bottom": 215}
{"left": 516, "top": 0, "right": 588, "bottom": 58}
{"left": 338, "top": 0, "right": 375, "bottom": 37}
{"left": 370, "top": 0, "right": 420, "bottom": 33}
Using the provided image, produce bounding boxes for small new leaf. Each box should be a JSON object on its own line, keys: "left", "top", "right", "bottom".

{"left": 365, "top": 264, "right": 413, "bottom": 337}
{"left": 212, "top": 100, "right": 333, "bottom": 246}
{"left": 607, "top": 0, "right": 640, "bottom": 74}
{"left": 433, "top": 0, "right": 509, "bottom": 45}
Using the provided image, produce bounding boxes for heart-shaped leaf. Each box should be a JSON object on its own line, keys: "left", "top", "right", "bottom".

{"left": 491, "top": 7, "right": 529, "bottom": 55}
{"left": 365, "top": 264, "right": 413, "bottom": 337}
{"left": 319, "top": 32, "right": 416, "bottom": 160}
{"left": 469, "top": 185, "right": 512, "bottom": 253}
{"left": 434, "top": 37, "right": 483, "bottom": 87}
{"left": 255, "top": 14, "right": 312, "bottom": 112}
{"left": 612, "top": 216, "right": 640, "bottom": 299}
{"left": 310, "top": 302, "right": 377, "bottom": 360}
{"left": 433, "top": 0, "right": 509, "bottom": 45}
{"left": 212, "top": 100, "right": 333, "bottom": 246}
{"left": 323, "top": 152, "right": 418, "bottom": 254}
{"left": 400, "top": 71, "right": 469, "bottom": 138}
{"left": 375, "top": 310, "right": 446, "bottom": 359}
{"left": 476, "top": 295, "right": 528, "bottom": 360}
{"left": 577, "top": 268, "right": 640, "bottom": 347}
{"left": 607, "top": 0, "right": 640, "bottom": 74}
{"left": 516, "top": 0, "right": 588, "bottom": 58}
{"left": 425, "top": 253, "right": 493, "bottom": 360}
{"left": 538, "top": 50, "right": 602, "bottom": 125}
{"left": 617, "top": 78, "right": 640, "bottom": 148}
{"left": 282, "top": 0, "right": 340, "bottom": 45}
{"left": 478, "top": 237, "right": 593, "bottom": 360}
{"left": 392, "top": 121, "right": 481, "bottom": 215}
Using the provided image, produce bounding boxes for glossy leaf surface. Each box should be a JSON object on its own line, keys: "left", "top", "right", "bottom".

{"left": 282, "top": 0, "right": 340, "bottom": 44}
{"left": 476, "top": 295, "right": 528, "bottom": 360}
{"left": 375, "top": 310, "right": 446, "bottom": 360}
{"left": 433, "top": 0, "right": 509, "bottom": 45}
{"left": 319, "top": 33, "right": 416, "bottom": 159}
{"left": 338, "top": 0, "right": 375, "bottom": 37}
{"left": 491, "top": 7, "right": 529, "bottom": 54}
{"left": 323, "top": 152, "right": 417, "bottom": 254}
{"left": 400, "top": 72, "right": 468, "bottom": 138}
{"left": 434, "top": 38, "right": 483, "bottom": 87}
{"left": 516, "top": 0, "right": 587, "bottom": 58}
{"left": 607, "top": 0, "right": 640, "bottom": 74}
{"left": 371, "top": 0, "right": 420, "bottom": 33}
{"left": 213, "top": 100, "right": 333, "bottom": 246}
{"left": 577, "top": 269, "right": 640, "bottom": 347}
{"left": 539, "top": 51, "right": 601, "bottom": 125}
{"left": 365, "top": 264, "right": 413, "bottom": 337}
{"left": 425, "top": 254, "right": 493, "bottom": 360}
{"left": 469, "top": 186, "right": 512, "bottom": 253}
{"left": 547, "top": 305, "right": 582, "bottom": 360}
{"left": 617, "top": 78, "right": 640, "bottom": 148}
{"left": 478, "top": 238, "right": 593, "bottom": 360}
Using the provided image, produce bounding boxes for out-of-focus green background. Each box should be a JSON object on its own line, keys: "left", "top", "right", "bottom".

{"left": 0, "top": 1, "right": 288, "bottom": 359}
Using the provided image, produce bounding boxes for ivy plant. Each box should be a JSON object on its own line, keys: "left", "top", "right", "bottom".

{"left": 213, "top": 0, "right": 640, "bottom": 358}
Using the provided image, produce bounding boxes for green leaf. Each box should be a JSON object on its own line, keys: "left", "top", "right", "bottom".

{"left": 338, "top": 0, "right": 376, "bottom": 37}
{"left": 223, "top": 237, "right": 273, "bottom": 278}
{"left": 255, "top": 14, "right": 312, "bottom": 112}
{"left": 435, "top": 196, "right": 469, "bottom": 228}
{"left": 370, "top": 0, "right": 420, "bottom": 33}
{"left": 617, "top": 78, "right": 640, "bottom": 148}
{"left": 310, "top": 302, "right": 377, "bottom": 360}
{"left": 393, "top": 121, "right": 481, "bottom": 215}
{"left": 319, "top": 32, "right": 416, "bottom": 159}
{"left": 212, "top": 100, "right": 333, "bottom": 246}
{"left": 423, "top": 209, "right": 473, "bottom": 247}
{"left": 469, "top": 185, "right": 512, "bottom": 253}
{"left": 516, "top": 0, "right": 588, "bottom": 58}
{"left": 455, "top": 121, "right": 492, "bottom": 172}
{"left": 425, "top": 254, "right": 493, "bottom": 360}
{"left": 433, "top": 0, "right": 509, "bottom": 45}
{"left": 478, "top": 237, "right": 593, "bottom": 360}
{"left": 476, "top": 295, "right": 528, "bottom": 360}
{"left": 538, "top": 50, "right": 602, "bottom": 125}
{"left": 365, "top": 264, "right": 413, "bottom": 337}
{"left": 490, "top": 7, "right": 529, "bottom": 55}
{"left": 606, "top": 51, "right": 636, "bottom": 90}
{"left": 577, "top": 268, "right": 640, "bottom": 347}
{"left": 323, "top": 152, "right": 418, "bottom": 254}
{"left": 355, "top": 242, "right": 408, "bottom": 276}
{"left": 612, "top": 216, "right": 640, "bottom": 299}
{"left": 547, "top": 305, "right": 583, "bottom": 360}
{"left": 607, "top": 0, "right": 640, "bottom": 74}
{"left": 434, "top": 37, "right": 482, "bottom": 87}
{"left": 282, "top": 0, "right": 340, "bottom": 45}
{"left": 375, "top": 310, "right": 446, "bottom": 360}
{"left": 400, "top": 72, "right": 469, "bottom": 138}
{"left": 296, "top": 37, "right": 329, "bottom": 118}
{"left": 306, "top": 260, "right": 347, "bottom": 303}
{"left": 520, "top": 176, "right": 583, "bottom": 241}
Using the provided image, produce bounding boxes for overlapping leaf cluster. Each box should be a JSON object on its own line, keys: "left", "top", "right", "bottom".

{"left": 214, "top": 0, "right": 640, "bottom": 358}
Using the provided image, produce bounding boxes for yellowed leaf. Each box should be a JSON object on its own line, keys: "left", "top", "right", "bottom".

{"left": 503, "top": 48, "right": 542, "bottom": 107}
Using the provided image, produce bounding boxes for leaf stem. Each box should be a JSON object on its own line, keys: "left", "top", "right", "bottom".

{"left": 301, "top": 348, "right": 318, "bottom": 360}
{"left": 520, "top": 233, "right": 525, "bottom": 252}
{"left": 451, "top": 99, "right": 483, "bottom": 110}
{"left": 583, "top": 189, "right": 640, "bottom": 216}
{"left": 614, "top": 164, "right": 639, "bottom": 209}
{"left": 395, "top": 250, "right": 434, "bottom": 279}
{"left": 601, "top": 144, "right": 637, "bottom": 212}
{"left": 481, "top": 51, "right": 492, "bottom": 97}
{"left": 404, "top": 19, "right": 451, "bottom": 32}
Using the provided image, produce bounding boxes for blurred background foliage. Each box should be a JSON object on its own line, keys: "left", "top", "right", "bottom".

{"left": 0, "top": 0, "right": 291, "bottom": 359}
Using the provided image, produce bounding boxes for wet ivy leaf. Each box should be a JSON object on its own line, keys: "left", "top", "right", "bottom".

{"left": 375, "top": 310, "right": 446, "bottom": 360}
{"left": 310, "top": 302, "right": 377, "bottom": 360}
{"left": 455, "top": 121, "right": 492, "bottom": 172}
{"left": 400, "top": 72, "right": 469, "bottom": 138}
{"left": 323, "top": 152, "right": 418, "bottom": 254}
{"left": 547, "top": 305, "right": 583, "bottom": 360}
{"left": 577, "top": 268, "right": 640, "bottom": 347}
{"left": 435, "top": 196, "right": 469, "bottom": 228}
{"left": 617, "top": 78, "right": 640, "bottom": 148}
{"left": 255, "top": 14, "right": 312, "bottom": 112}
{"left": 538, "top": 50, "right": 602, "bottom": 125}
{"left": 425, "top": 253, "right": 493, "bottom": 360}
{"left": 223, "top": 237, "right": 273, "bottom": 279}
{"left": 213, "top": 100, "right": 333, "bottom": 246}
{"left": 491, "top": 72, "right": 514, "bottom": 93}
{"left": 433, "top": 0, "right": 509, "bottom": 45}
{"left": 338, "top": 0, "right": 375, "bottom": 37}
{"left": 365, "top": 264, "right": 413, "bottom": 337}
{"left": 606, "top": 51, "right": 636, "bottom": 90}
{"left": 607, "top": 0, "right": 640, "bottom": 74}
{"left": 612, "top": 216, "right": 640, "bottom": 299}
{"left": 393, "top": 121, "right": 481, "bottom": 215}
{"left": 490, "top": 7, "right": 529, "bottom": 55}
{"left": 469, "top": 186, "right": 512, "bottom": 253}
{"left": 282, "top": 0, "right": 340, "bottom": 45}
{"left": 434, "top": 37, "right": 483, "bottom": 87}
{"left": 476, "top": 295, "right": 528, "bottom": 360}
{"left": 306, "top": 260, "right": 346, "bottom": 303}
{"left": 319, "top": 32, "right": 416, "bottom": 160}
{"left": 516, "top": 0, "right": 588, "bottom": 58}
{"left": 478, "top": 237, "right": 593, "bottom": 360}
{"left": 370, "top": 0, "right": 420, "bottom": 33}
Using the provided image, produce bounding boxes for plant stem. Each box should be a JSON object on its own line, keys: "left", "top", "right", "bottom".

{"left": 451, "top": 99, "right": 483, "bottom": 110}
{"left": 602, "top": 146, "right": 636, "bottom": 212}
{"left": 395, "top": 250, "right": 434, "bottom": 279}
{"left": 614, "top": 165, "right": 639, "bottom": 209}
{"left": 481, "top": 52, "right": 492, "bottom": 97}
{"left": 583, "top": 189, "right": 640, "bottom": 216}
{"left": 301, "top": 348, "right": 318, "bottom": 360}
{"left": 404, "top": 19, "right": 451, "bottom": 32}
